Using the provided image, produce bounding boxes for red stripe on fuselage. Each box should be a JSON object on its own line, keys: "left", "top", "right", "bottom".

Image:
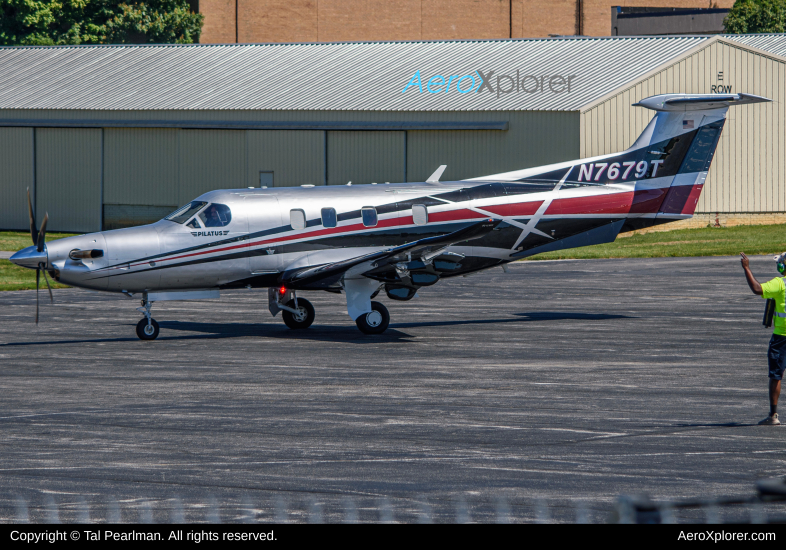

{"left": 429, "top": 209, "right": 487, "bottom": 223}
{"left": 545, "top": 188, "right": 670, "bottom": 215}
{"left": 547, "top": 192, "right": 634, "bottom": 215}
{"left": 630, "top": 187, "right": 668, "bottom": 214}
{"left": 481, "top": 201, "right": 542, "bottom": 217}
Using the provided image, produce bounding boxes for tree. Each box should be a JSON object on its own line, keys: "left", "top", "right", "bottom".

{"left": 0, "top": 0, "right": 204, "bottom": 46}
{"left": 724, "top": 0, "right": 786, "bottom": 34}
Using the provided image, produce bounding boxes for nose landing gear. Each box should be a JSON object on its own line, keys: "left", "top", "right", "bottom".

{"left": 135, "top": 294, "right": 160, "bottom": 340}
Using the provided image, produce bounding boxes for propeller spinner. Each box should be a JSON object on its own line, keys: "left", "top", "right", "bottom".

{"left": 10, "top": 189, "right": 53, "bottom": 324}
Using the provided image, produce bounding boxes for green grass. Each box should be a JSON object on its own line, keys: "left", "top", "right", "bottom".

{"left": 0, "top": 260, "right": 69, "bottom": 291}
{"left": 0, "top": 231, "right": 78, "bottom": 252}
{"left": 526, "top": 223, "right": 786, "bottom": 261}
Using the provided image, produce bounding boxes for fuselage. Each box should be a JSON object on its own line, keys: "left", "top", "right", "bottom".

{"left": 12, "top": 97, "right": 734, "bottom": 296}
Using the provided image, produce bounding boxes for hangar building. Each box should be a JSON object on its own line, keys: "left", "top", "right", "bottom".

{"left": 0, "top": 34, "right": 784, "bottom": 233}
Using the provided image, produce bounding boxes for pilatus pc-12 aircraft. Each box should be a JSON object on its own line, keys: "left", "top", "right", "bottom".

{"left": 11, "top": 93, "right": 769, "bottom": 339}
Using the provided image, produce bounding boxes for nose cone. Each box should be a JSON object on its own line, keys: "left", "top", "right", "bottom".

{"left": 9, "top": 245, "right": 47, "bottom": 269}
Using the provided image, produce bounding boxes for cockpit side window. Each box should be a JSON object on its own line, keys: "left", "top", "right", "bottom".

{"left": 198, "top": 203, "right": 232, "bottom": 228}
{"left": 165, "top": 201, "right": 208, "bottom": 224}
{"left": 186, "top": 217, "right": 202, "bottom": 229}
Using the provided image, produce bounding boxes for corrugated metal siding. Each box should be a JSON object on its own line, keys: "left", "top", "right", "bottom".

{"left": 178, "top": 130, "right": 245, "bottom": 204}
{"left": 103, "top": 128, "right": 179, "bottom": 206}
{"left": 327, "top": 131, "right": 405, "bottom": 185}
{"left": 0, "top": 127, "right": 33, "bottom": 230}
{"left": 725, "top": 34, "right": 786, "bottom": 58}
{"left": 408, "top": 111, "right": 579, "bottom": 182}
{"left": 0, "top": 37, "right": 709, "bottom": 112}
{"left": 581, "top": 40, "right": 785, "bottom": 214}
{"left": 35, "top": 128, "right": 102, "bottom": 233}
{"left": 246, "top": 130, "right": 324, "bottom": 187}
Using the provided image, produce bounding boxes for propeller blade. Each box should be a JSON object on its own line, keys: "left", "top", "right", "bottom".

{"left": 40, "top": 263, "right": 53, "bottom": 303}
{"left": 35, "top": 267, "right": 40, "bottom": 325}
{"left": 36, "top": 213, "right": 48, "bottom": 254}
{"left": 27, "top": 188, "right": 37, "bottom": 248}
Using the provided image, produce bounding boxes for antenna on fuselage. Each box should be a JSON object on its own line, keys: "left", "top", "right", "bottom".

{"left": 427, "top": 165, "right": 447, "bottom": 184}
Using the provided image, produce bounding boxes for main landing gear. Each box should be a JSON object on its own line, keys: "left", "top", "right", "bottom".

{"left": 281, "top": 297, "right": 315, "bottom": 329}
{"left": 271, "top": 288, "right": 316, "bottom": 330}
{"left": 355, "top": 301, "right": 389, "bottom": 335}
{"left": 272, "top": 285, "right": 390, "bottom": 335}
{"left": 136, "top": 294, "right": 160, "bottom": 340}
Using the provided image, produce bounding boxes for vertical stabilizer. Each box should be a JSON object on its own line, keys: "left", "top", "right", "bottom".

{"left": 629, "top": 93, "right": 770, "bottom": 217}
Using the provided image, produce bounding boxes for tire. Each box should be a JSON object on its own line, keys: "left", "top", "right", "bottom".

{"left": 136, "top": 318, "right": 160, "bottom": 340}
{"left": 282, "top": 298, "right": 315, "bottom": 329}
{"left": 355, "top": 301, "right": 390, "bottom": 335}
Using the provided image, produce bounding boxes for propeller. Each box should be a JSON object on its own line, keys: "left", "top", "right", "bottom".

{"left": 26, "top": 188, "right": 53, "bottom": 324}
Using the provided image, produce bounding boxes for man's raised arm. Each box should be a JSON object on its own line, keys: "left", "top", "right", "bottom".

{"left": 741, "top": 252, "right": 763, "bottom": 295}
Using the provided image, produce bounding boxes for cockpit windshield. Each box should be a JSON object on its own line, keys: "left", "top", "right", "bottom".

{"left": 198, "top": 203, "right": 232, "bottom": 227}
{"left": 165, "top": 201, "right": 208, "bottom": 224}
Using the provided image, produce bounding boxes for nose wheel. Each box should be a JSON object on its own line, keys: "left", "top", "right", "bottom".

{"left": 136, "top": 318, "right": 160, "bottom": 340}
{"left": 356, "top": 301, "right": 390, "bottom": 335}
{"left": 135, "top": 294, "right": 160, "bottom": 340}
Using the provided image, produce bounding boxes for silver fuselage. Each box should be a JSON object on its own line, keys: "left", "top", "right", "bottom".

{"left": 34, "top": 180, "right": 512, "bottom": 294}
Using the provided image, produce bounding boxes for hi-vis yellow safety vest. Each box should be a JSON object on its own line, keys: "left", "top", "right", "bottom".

{"left": 762, "top": 277, "right": 786, "bottom": 336}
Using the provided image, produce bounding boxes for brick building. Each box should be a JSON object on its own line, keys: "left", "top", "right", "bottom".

{"left": 195, "top": 0, "right": 737, "bottom": 44}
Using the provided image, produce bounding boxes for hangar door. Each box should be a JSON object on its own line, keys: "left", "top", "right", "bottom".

{"left": 0, "top": 127, "right": 34, "bottom": 231}
{"left": 36, "top": 128, "right": 102, "bottom": 233}
{"left": 179, "top": 130, "right": 245, "bottom": 205}
{"left": 103, "top": 128, "right": 179, "bottom": 230}
{"left": 327, "top": 131, "right": 405, "bottom": 185}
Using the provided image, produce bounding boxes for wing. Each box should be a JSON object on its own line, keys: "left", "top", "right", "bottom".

{"left": 280, "top": 218, "right": 498, "bottom": 289}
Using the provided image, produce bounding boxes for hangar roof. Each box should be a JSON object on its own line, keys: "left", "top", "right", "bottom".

{"left": 725, "top": 33, "right": 786, "bottom": 57}
{"left": 0, "top": 34, "right": 783, "bottom": 113}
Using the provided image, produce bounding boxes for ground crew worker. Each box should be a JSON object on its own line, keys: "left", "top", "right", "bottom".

{"left": 740, "top": 251, "right": 786, "bottom": 425}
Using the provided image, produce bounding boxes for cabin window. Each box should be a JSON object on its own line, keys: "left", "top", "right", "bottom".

{"left": 362, "top": 207, "right": 378, "bottom": 227}
{"left": 321, "top": 207, "right": 337, "bottom": 228}
{"left": 290, "top": 209, "right": 306, "bottom": 230}
{"left": 198, "top": 203, "right": 232, "bottom": 227}
{"left": 412, "top": 204, "right": 428, "bottom": 226}
{"left": 165, "top": 201, "right": 207, "bottom": 224}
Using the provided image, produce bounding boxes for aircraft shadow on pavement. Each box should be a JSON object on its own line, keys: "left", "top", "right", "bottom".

{"left": 0, "top": 312, "right": 630, "bottom": 346}
{"left": 158, "top": 321, "right": 414, "bottom": 343}
{"left": 392, "top": 311, "right": 632, "bottom": 329}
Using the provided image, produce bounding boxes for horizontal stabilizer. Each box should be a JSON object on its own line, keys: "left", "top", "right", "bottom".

{"left": 634, "top": 93, "right": 771, "bottom": 112}
{"left": 281, "top": 218, "right": 498, "bottom": 288}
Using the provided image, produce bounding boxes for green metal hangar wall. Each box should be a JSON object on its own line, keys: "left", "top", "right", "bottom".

{"left": 0, "top": 34, "right": 784, "bottom": 233}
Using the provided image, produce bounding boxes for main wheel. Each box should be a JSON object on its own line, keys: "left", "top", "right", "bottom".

{"left": 355, "top": 301, "right": 390, "bottom": 335}
{"left": 282, "top": 298, "right": 315, "bottom": 329}
{"left": 136, "top": 318, "right": 160, "bottom": 340}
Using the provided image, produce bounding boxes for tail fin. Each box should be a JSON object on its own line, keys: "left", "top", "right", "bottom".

{"left": 629, "top": 93, "right": 770, "bottom": 217}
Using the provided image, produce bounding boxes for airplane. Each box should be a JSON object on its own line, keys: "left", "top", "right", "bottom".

{"left": 10, "top": 92, "right": 770, "bottom": 339}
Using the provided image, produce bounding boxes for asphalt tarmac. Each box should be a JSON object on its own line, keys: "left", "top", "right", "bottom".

{"left": 1, "top": 255, "right": 785, "bottom": 523}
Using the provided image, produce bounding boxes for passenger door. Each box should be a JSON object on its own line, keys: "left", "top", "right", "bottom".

{"left": 246, "top": 194, "right": 284, "bottom": 275}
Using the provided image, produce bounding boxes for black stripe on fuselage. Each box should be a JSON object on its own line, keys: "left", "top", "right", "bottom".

{"left": 88, "top": 220, "right": 480, "bottom": 280}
